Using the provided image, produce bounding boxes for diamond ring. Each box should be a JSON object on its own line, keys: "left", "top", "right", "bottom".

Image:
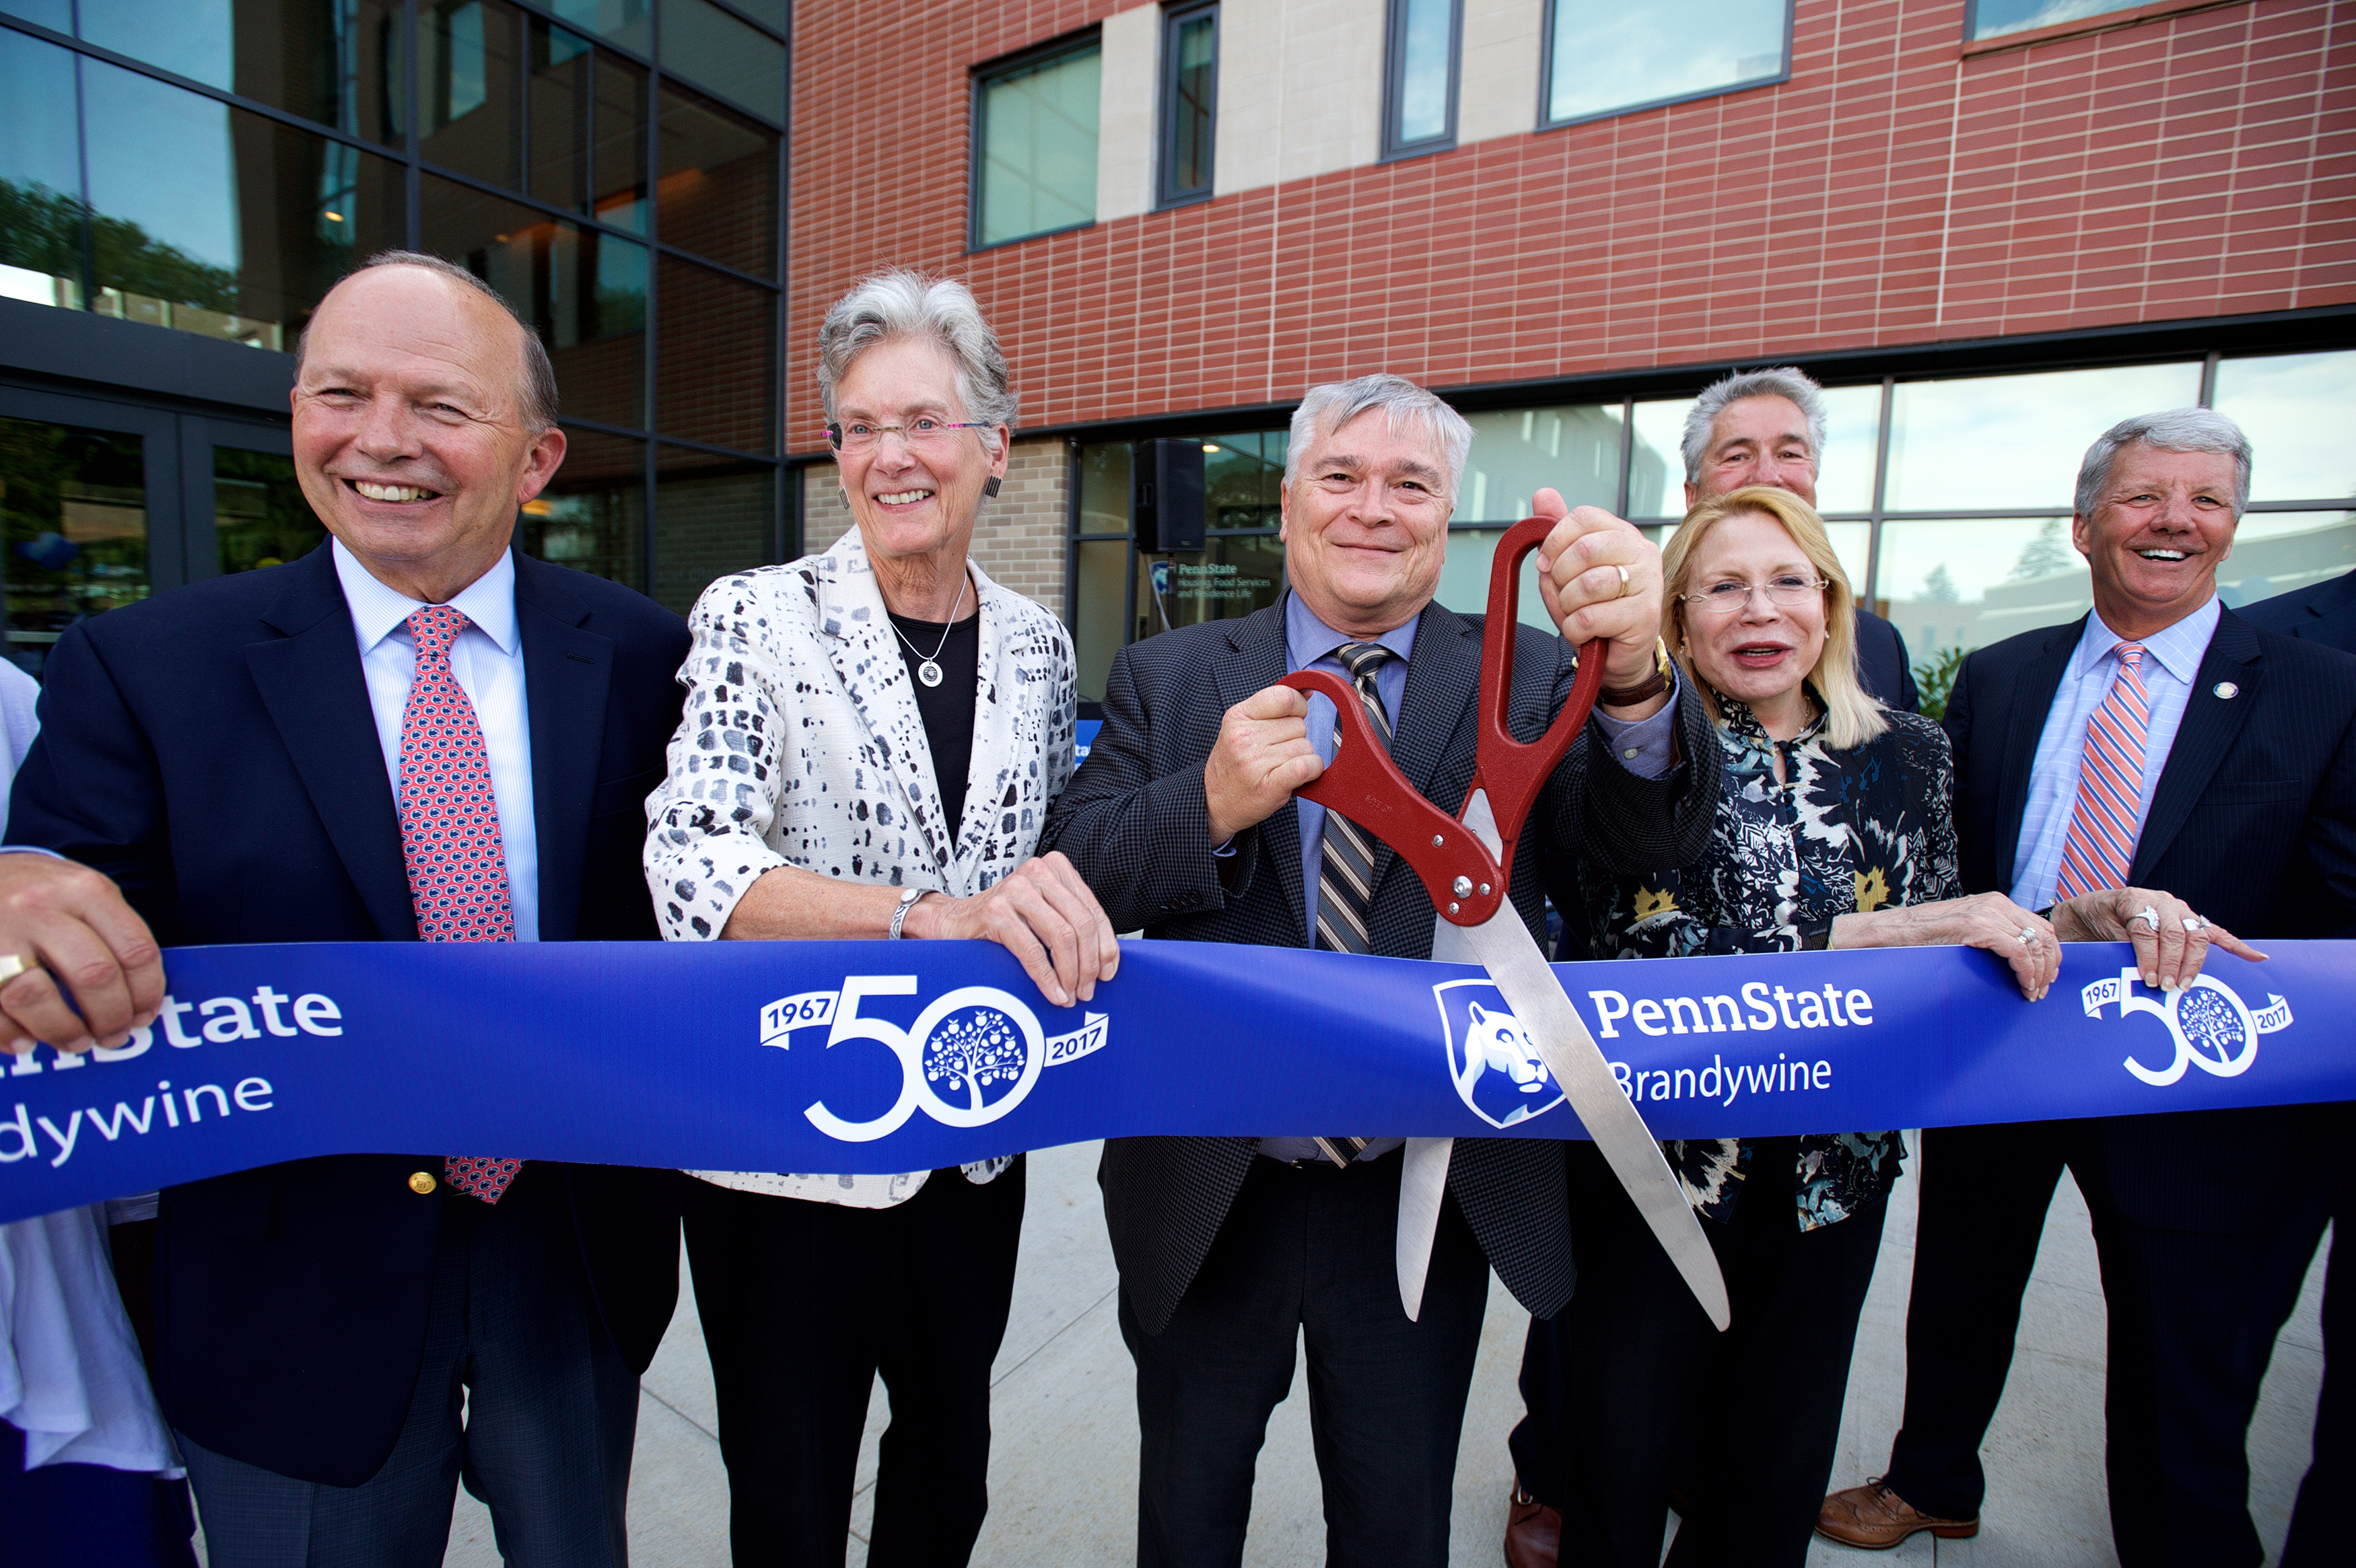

{"left": 2132, "top": 904, "right": 2161, "bottom": 930}
{"left": 2182, "top": 915, "right": 2206, "bottom": 933}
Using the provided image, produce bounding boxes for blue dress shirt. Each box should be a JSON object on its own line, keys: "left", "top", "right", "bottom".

{"left": 2009, "top": 596, "right": 2221, "bottom": 911}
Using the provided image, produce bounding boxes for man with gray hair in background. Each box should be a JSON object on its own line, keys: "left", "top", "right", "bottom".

{"left": 1042, "top": 373, "right": 1721, "bottom": 1567}
{"left": 1677, "top": 366, "right": 1918, "bottom": 709}
{"left": 1813, "top": 408, "right": 2356, "bottom": 1566}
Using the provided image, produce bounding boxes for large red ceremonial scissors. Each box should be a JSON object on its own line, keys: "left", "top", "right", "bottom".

{"left": 1281, "top": 516, "right": 1731, "bottom": 1330}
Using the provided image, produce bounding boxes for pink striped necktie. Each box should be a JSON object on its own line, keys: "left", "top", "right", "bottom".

{"left": 397, "top": 605, "right": 521, "bottom": 1205}
{"left": 2054, "top": 641, "right": 2151, "bottom": 901}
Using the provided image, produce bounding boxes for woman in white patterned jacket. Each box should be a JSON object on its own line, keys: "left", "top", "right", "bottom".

{"left": 643, "top": 270, "right": 1118, "bottom": 1568}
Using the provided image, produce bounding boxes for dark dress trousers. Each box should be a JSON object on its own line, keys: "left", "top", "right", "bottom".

{"left": 1039, "top": 596, "right": 1718, "bottom": 1564}
{"left": 2236, "top": 568, "right": 2356, "bottom": 1568}
{"left": 4, "top": 542, "right": 690, "bottom": 1491}
{"left": 1885, "top": 606, "right": 2356, "bottom": 1568}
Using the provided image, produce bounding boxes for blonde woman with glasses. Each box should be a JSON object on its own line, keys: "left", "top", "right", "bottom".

{"left": 1544, "top": 485, "right": 2058, "bottom": 1568}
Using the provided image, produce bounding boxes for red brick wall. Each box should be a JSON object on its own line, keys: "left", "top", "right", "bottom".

{"left": 786, "top": 0, "right": 2354, "bottom": 450}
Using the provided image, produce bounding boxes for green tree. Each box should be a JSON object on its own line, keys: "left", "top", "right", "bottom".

{"left": 2007, "top": 518, "right": 2075, "bottom": 581}
{"left": 1919, "top": 563, "right": 1960, "bottom": 602}
{"left": 1912, "top": 644, "right": 1968, "bottom": 722}
{"left": 0, "top": 178, "right": 240, "bottom": 312}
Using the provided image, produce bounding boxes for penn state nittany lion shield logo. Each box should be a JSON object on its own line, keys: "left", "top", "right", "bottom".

{"left": 1433, "top": 978, "right": 1564, "bottom": 1129}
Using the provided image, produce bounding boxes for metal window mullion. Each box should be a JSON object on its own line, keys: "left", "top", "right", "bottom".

{"left": 1863, "top": 376, "right": 1894, "bottom": 603}
{"left": 2199, "top": 350, "right": 2220, "bottom": 407}
{"left": 1614, "top": 396, "right": 1635, "bottom": 518}
{"left": 643, "top": 0, "right": 661, "bottom": 597}
{"left": 772, "top": 0, "right": 792, "bottom": 559}
{"left": 71, "top": 49, "right": 95, "bottom": 313}
{"left": 405, "top": 0, "right": 421, "bottom": 248}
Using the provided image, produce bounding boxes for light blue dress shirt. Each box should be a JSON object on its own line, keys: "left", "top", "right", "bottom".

{"left": 2009, "top": 596, "right": 2221, "bottom": 912}
{"left": 333, "top": 541, "right": 541, "bottom": 941}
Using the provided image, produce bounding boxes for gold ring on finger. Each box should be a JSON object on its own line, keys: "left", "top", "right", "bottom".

{"left": 1614, "top": 564, "right": 1633, "bottom": 598}
{"left": 0, "top": 953, "right": 40, "bottom": 984}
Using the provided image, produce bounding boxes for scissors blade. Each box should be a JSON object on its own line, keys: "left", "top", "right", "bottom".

{"left": 1447, "top": 795, "right": 1731, "bottom": 1330}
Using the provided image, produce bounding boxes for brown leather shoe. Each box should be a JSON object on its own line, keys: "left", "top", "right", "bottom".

{"left": 1504, "top": 1483, "right": 1561, "bottom": 1568}
{"left": 1816, "top": 1478, "right": 1980, "bottom": 1548}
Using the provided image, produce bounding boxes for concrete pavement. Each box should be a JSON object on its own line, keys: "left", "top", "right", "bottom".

{"left": 425, "top": 1137, "right": 2326, "bottom": 1567}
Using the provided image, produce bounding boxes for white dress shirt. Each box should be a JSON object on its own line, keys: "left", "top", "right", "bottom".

{"left": 333, "top": 540, "right": 539, "bottom": 941}
{"left": 2009, "top": 596, "right": 2221, "bottom": 911}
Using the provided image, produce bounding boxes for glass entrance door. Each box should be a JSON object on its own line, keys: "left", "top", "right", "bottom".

{"left": 0, "top": 391, "right": 322, "bottom": 678}
{"left": 0, "top": 388, "right": 178, "bottom": 678}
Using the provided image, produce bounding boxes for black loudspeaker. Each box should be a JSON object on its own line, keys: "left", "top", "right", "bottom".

{"left": 1132, "top": 438, "right": 1207, "bottom": 553}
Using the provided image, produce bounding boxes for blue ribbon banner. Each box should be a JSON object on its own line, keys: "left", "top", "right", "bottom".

{"left": 0, "top": 937, "right": 2347, "bottom": 1224}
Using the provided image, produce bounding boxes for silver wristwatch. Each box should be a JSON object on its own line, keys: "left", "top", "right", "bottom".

{"left": 887, "top": 886, "right": 930, "bottom": 939}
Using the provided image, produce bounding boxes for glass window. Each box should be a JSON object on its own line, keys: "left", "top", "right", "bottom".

{"left": 2211, "top": 351, "right": 2356, "bottom": 505}
{"left": 595, "top": 50, "right": 650, "bottom": 233}
{"left": 660, "top": 0, "right": 785, "bottom": 123}
{"left": 421, "top": 0, "right": 524, "bottom": 191}
{"left": 74, "top": 0, "right": 404, "bottom": 145}
{"left": 548, "top": 0, "right": 648, "bottom": 54}
{"left": 656, "top": 83, "right": 777, "bottom": 277}
{"left": 1136, "top": 533, "right": 1284, "bottom": 639}
{"left": 1202, "top": 431, "right": 1287, "bottom": 529}
{"left": 975, "top": 42, "right": 1101, "bottom": 248}
{"left": 2220, "top": 511, "right": 2356, "bottom": 610}
{"left": 81, "top": 63, "right": 404, "bottom": 349}
{"left": 656, "top": 256, "right": 773, "bottom": 453}
{"left": 720, "top": 0, "right": 787, "bottom": 31}
{"left": 655, "top": 443, "right": 771, "bottom": 612}
{"left": 1876, "top": 516, "right": 2087, "bottom": 657}
{"left": 1160, "top": 4, "right": 1216, "bottom": 207}
{"left": 1544, "top": 0, "right": 1787, "bottom": 126}
{"left": 1434, "top": 528, "right": 1558, "bottom": 632}
{"left": 1967, "top": 0, "right": 2118, "bottom": 42}
{"left": 1073, "top": 537, "right": 1128, "bottom": 704}
{"left": 1076, "top": 441, "right": 1131, "bottom": 535}
{"left": 1, "top": 416, "right": 147, "bottom": 674}
{"left": 1883, "top": 362, "right": 2203, "bottom": 514}
{"left": 1459, "top": 405, "right": 1622, "bottom": 522}
{"left": 213, "top": 446, "right": 324, "bottom": 574}
{"left": 0, "top": 27, "right": 83, "bottom": 310}
{"left": 419, "top": 174, "right": 650, "bottom": 431}
{"left": 528, "top": 19, "right": 594, "bottom": 214}
{"left": 528, "top": 426, "right": 646, "bottom": 590}
{"left": 1627, "top": 398, "right": 1688, "bottom": 519}
{"left": 0, "top": 1, "right": 72, "bottom": 28}
{"left": 1384, "top": 0, "right": 1458, "bottom": 155}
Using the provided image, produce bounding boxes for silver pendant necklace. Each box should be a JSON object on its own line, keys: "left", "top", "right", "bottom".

{"left": 891, "top": 573, "right": 969, "bottom": 689}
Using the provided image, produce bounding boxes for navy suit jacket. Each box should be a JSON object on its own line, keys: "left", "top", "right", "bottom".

{"left": 1854, "top": 608, "right": 1920, "bottom": 713}
{"left": 6, "top": 542, "right": 691, "bottom": 1485}
{"left": 1941, "top": 606, "right": 2356, "bottom": 1232}
{"left": 2240, "top": 567, "right": 2356, "bottom": 655}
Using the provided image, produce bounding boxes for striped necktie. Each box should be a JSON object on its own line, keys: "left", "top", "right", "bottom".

{"left": 1311, "top": 640, "right": 1394, "bottom": 1168}
{"left": 2054, "top": 641, "right": 2150, "bottom": 901}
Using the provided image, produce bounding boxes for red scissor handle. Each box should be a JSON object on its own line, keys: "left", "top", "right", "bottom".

{"left": 1281, "top": 516, "right": 1612, "bottom": 928}
{"left": 1467, "top": 515, "right": 1609, "bottom": 870}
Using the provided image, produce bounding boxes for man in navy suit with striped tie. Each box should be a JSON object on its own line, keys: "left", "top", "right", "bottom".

{"left": 1818, "top": 410, "right": 2356, "bottom": 1567}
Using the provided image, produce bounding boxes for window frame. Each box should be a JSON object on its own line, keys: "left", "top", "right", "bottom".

{"left": 1156, "top": 1, "right": 1218, "bottom": 210}
{"left": 1534, "top": 0, "right": 1795, "bottom": 133}
{"left": 967, "top": 29, "right": 1105, "bottom": 254}
{"left": 1379, "top": 0, "right": 1461, "bottom": 163}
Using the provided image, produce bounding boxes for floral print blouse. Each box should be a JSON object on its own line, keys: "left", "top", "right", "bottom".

{"left": 1579, "top": 688, "right": 1963, "bottom": 1231}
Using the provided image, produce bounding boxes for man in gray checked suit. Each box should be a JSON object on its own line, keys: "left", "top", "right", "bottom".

{"left": 1041, "top": 374, "right": 1719, "bottom": 1568}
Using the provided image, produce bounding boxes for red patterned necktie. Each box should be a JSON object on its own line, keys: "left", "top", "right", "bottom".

{"left": 397, "top": 605, "right": 521, "bottom": 1205}
{"left": 2054, "top": 641, "right": 2151, "bottom": 900}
